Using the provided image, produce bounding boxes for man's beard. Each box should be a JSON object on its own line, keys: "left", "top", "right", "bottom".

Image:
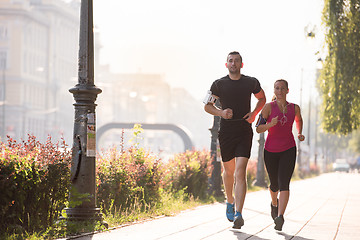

{"left": 229, "top": 68, "right": 240, "bottom": 74}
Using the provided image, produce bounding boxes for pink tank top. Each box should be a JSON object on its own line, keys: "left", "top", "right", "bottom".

{"left": 264, "top": 101, "right": 296, "bottom": 152}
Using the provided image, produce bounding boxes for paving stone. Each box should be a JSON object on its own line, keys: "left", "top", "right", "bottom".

{"left": 67, "top": 173, "right": 360, "bottom": 240}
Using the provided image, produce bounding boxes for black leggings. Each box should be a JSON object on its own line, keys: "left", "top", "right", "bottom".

{"left": 264, "top": 147, "right": 296, "bottom": 192}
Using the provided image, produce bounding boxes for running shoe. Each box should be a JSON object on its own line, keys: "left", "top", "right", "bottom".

{"left": 232, "top": 211, "right": 244, "bottom": 229}
{"left": 274, "top": 215, "right": 284, "bottom": 231}
{"left": 226, "top": 202, "right": 235, "bottom": 222}
{"left": 271, "top": 199, "right": 278, "bottom": 220}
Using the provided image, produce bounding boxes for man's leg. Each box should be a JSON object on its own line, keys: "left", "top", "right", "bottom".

{"left": 234, "top": 156, "right": 249, "bottom": 213}
{"left": 222, "top": 158, "right": 235, "bottom": 204}
{"left": 232, "top": 156, "right": 248, "bottom": 229}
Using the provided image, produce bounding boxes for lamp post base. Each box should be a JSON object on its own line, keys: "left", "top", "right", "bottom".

{"left": 62, "top": 207, "right": 103, "bottom": 221}
{"left": 253, "top": 179, "right": 267, "bottom": 188}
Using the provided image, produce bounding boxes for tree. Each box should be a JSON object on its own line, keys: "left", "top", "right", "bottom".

{"left": 349, "top": 130, "right": 360, "bottom": 154}
{"left": 319, "top": 0, "right": 360, "bottom": 135}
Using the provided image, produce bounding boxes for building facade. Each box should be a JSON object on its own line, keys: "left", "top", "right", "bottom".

{"left": 0, "top": 0, "right": 79, "bottom": 143}
{"left": 0, "top": 0, "right": 212, "bottom": 155}
{"left": 95, "top": 69, "right": 212, "bottom": 155}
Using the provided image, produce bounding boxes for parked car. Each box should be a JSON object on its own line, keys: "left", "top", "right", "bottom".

{"left": 333, "top": 159, "right": 350, "bottom": 173}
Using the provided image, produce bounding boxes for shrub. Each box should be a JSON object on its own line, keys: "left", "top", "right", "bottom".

{"left": 96, "top": 146, "right": 164, "bottom": 214}
{"left": 309, "top": 163, "right": 320, "bottom": 176}
{"left": 0, "top": 126, "right": 214, "bottom": 238}
{"left": 0, "top": 135, "right": 71, "bottom": 234}
{"left": 247, "top": 160, "right": 257, "bottom": 185}
{"left": 164, "top": 150, "right": 212, "bottom": 200}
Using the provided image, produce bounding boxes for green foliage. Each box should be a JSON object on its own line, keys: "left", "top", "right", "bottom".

{"left": 96, "top": 146, "right": 164, "bottom": 214}
{"left": 0, "top": 126, "right": 267, "bottom": 240}
{"left": 0, "top": 126, "right": 216, "bottom": 239}
{"left": 97, "top": 126, "right": 164, "bottom": 214}
{"left": 95, "top": 125, "right": 214, "bottom": 229}
{"left": 0, "top": 135, "right": 71, "bottom": 235}
{"left": 129, "top": 123, "right": 143, "bottom": 148}
{"left": 68, "top": 186, "right": 92, "bottom": 208}
{"left": 164, "top": 150, "right": 212, "bottom": 200}
{"left": 319, "top": 0, "right": 360, "bottom": 134}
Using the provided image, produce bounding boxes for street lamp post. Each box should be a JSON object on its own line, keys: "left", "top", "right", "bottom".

{"left": 208, "top": 100, "right": 223, "bottom": 196}
{"left": 1, "top": 57, "right": 6, "bottom": 141}
{"left": 254, "top": 132, "right": 267, "bottom": 187}
{"left": 209, "top": 113, "right": 223, "bottom": 196}
{"left": 64, "top": 0, "right": 102, "bottom": 222}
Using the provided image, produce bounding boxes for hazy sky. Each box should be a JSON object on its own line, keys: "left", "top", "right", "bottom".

{"left": 92, "top": 0, "right": 325, "bottom": 104}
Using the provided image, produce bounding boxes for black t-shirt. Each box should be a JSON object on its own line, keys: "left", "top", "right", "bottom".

{"left": 210, "top": 74, "right": 261, "bottom": 127}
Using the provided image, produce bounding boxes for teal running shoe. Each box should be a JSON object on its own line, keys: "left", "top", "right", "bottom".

{"left": 226, "top": 202, "right": 235, "bottom": 222}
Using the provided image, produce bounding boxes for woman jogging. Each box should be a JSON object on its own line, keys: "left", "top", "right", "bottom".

{"left": 255, "top": 79, "right": 305, "bottom": 231}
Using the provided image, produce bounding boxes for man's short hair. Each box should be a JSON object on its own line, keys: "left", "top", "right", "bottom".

{"left": 227, "top": 51, "right": 242, "bottom": 63}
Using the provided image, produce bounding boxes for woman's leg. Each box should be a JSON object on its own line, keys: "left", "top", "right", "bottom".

{"left": 270, "top": 189, "right": 279, "bottom": 207}
{"left": 278, "top": 191, "right": 290, "bottom": 216}
{"left": 264, "top": 150, "right": 280, "bottom": 218}
{"left": 277, "top": 147, "right": 297, "bottom": 216}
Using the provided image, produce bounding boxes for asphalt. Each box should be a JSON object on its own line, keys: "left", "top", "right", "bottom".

{"left": 68, "top": 172, "right": 360, "bottom": 240}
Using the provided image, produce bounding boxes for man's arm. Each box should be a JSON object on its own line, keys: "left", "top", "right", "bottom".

{"left": 204, "top": 95, "right": 233, "bottom": 119}
{"left": 204, "top": 102, "right": 221, "bottom": 116}
{"left": 243, "top": 89, "right": 266, "bottom": 123}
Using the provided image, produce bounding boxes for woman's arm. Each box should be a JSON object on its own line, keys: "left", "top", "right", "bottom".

{"left": 295, "top": 104, "right": 305, "bottom": 141}
{"left": 256, "top": 103, "right": 278, "bottom": 133}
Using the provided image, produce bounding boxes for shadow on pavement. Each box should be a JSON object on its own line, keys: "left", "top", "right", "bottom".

{"left": 229, "top": 229, "right": 315, "bottom": 240}
{"left": 277, "top": 231, "right": 315, "bottom": 240}
{"left": 230, "top": 229, "right": 271, "bottom": 240}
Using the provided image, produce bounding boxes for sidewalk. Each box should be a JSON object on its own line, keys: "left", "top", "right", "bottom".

{"left": 70, "top": 172, "right": 360, "bottom": 240}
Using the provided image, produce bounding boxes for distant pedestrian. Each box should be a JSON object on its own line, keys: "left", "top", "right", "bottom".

{"left": 256, "top": 79, "right": 305, "bottom": 231}
{"left": 204, "top": 51, "right": 266, "bottom": 229}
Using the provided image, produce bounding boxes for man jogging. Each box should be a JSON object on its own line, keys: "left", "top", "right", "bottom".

{"left": 204, "top": 51, "right": 266, "bottom": 229}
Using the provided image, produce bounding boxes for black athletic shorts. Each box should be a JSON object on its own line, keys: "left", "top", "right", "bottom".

{"left": 264, "top": 146, "right": 296, "bottom": 192}
{"left": 218, "top": 120, "right": 253, "bottom": 162}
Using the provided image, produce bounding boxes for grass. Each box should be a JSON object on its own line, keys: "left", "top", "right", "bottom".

{"left": 101, "top": 188, "right": 225, "bottom": 229}
{"left": 1, "top": 174, "right": 271, "bottom": 239}
{"left": 1, "top": 189, "right": 225, "bottom": 240}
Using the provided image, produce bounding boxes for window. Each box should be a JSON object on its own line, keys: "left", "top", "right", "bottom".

{"left": 0, "top": 26, "right": 8, "bottom": 41}
{"left": 0, "top": 51, "right": 7, "bottom": 70}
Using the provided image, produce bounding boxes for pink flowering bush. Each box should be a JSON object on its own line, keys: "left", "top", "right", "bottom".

{"left": 0, "top": 127, "right": 214, "bottom": 237}
{"left": 247, "top": 160, "right": 258, "bottom": 185}
{"left": 0, "top": 135, "right": 71, "bottom": 234}
{"left": 164, "top": 150, "right": 212, "bottom": 200}
{"left": 96, "top": 146, "right": 164, "bottom": 213}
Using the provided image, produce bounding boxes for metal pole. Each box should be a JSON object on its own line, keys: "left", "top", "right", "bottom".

{"left": 254, "top": 132, "right": 267, "bottom": 187}
{"left": 307, "top": 91, "right": 311, "bottom": 169}
{"left": 298, "top": 68, "right": 303, "bottom": 172}
{"left": 209, "top": 101, "right": 223, "bottom": 196}
{"left": 1, "top": 60, "right": 5, "bottom": 141}
{"left": 209, "top": 114, "right": 222, "bottom": 196}
{"left": 64, "top": 0, "right": 102, "bottom": 222}
{"left": 314, "top": 97, "right": 318, "bottom": 167}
